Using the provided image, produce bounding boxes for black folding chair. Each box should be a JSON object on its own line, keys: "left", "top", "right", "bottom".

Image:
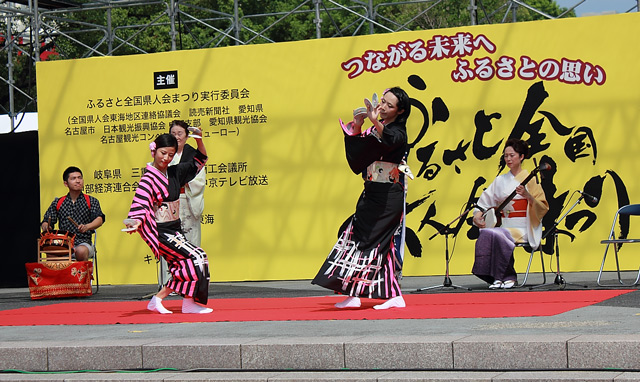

{"left": 515, "top": 242, "right": 546, "bottom": 287}
{"left": 597, "top": 204, "right": 640, "bottom": 287}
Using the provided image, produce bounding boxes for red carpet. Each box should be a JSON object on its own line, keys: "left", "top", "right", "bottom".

{"left": 0, "top": 290, "right": 631, "bottom": 326}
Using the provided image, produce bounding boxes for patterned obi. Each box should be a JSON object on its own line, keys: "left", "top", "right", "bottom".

{"left": 366, "top": 161, "right": 401, "bottom": 183}
{"left": 503, "top": 198, "right": 528, "bottom": 218}
{"left": 155, "top": 200, "right": 180, "bottom": 223}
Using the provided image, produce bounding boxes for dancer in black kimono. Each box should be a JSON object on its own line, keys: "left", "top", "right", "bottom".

{"left": 312, "top": 87, "right": 412, "bottom": 310}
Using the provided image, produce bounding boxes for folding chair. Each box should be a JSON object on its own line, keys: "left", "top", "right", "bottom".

{"left": 91, "top": 230, "right": 99, "bottom": 293}
{"left": 515, "top": 242, "right": 546, "bottom": 287}
{"left": 597, "top": 204, "right": 640, "bottom": 287}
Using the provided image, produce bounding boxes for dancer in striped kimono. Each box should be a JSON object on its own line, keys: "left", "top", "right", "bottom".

{"left": 312, "top": 87, "right": 412, "bottom": 310}
{"left": 125, "top": 132, "right": 212, "bottom": 314}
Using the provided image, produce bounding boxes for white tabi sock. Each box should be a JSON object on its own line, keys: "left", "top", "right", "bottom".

{"left": 334, "top": 296, "right": 361, "bottom": 308}
{"left": 147, "top": 295, "right": 173, "bottom": 314}
{"left": 182, "top": 297, "right": 213, "bottom": 314}
{"left": 373, "top": 296, "right": 406, "bottom": 310}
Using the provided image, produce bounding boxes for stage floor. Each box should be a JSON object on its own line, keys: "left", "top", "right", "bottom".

{"left": 1, "top": 271, "right": 638, "bottom": 332}
{"left": 1, "top": 272, "right": 640, "bottom": 379}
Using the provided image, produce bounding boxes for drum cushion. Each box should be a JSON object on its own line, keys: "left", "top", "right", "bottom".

{"left": 25, "top": 261, "right": 93, "bottom": 300}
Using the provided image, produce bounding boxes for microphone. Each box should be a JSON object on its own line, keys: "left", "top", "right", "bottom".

{"left": 578, "top": 191, "right": 598, "bottom": 203}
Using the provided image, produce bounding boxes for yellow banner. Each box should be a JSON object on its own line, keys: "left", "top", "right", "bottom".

{"left": 37, "top": 13, "right": 640, "bottom": 284}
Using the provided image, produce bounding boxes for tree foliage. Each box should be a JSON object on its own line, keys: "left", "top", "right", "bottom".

{"left": 0, "top": 0, "right": 575, "bottom": 115}
{"left": 45, "top": 0, "right": 577, "bottom": 56}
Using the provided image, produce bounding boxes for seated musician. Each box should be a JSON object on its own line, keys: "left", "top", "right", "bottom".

{"left": 40, "top": 166, "right": 105, "bottom": 261}
{"left": 471, "top": 139, "right": 549, "bottom": 289}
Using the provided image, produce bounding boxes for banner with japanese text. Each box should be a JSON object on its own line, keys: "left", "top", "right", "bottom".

{"left": 37, "top": 12, "right": 640, "bottom": 284}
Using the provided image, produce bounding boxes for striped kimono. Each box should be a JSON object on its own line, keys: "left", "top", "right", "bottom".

{"left": 128, "top": 150, "right": 210, "bottom": 304}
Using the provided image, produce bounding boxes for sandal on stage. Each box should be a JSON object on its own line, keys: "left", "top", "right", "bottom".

{"left": 502, "top": 280, "right": 516, "bottom": 289}
{"left": 489, "top": 280, "right": 503, "bottom": 290}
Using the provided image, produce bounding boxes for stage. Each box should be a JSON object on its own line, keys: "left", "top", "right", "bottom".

{"left": 0, "top": 273, "right": 640, "bottom": 381}
{"left": 0, "top": 289, "right": 632, "bottom": 326}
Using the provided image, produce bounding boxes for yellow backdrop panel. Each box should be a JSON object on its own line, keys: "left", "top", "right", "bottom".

{"left": 37, "top": 13, "right": 640, "bottom": 284}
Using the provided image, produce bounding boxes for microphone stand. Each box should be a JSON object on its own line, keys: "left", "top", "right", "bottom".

{"left": 414, "top": 205, "right": 473, "bottom": 292}
{"left": 529, "top": 193, "right": 588, "bottom": 290}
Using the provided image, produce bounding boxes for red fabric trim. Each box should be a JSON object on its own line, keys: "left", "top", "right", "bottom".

{"left": 25, "top": 261, "right": 93, "bottom": 300}
{"left": 56, "top": 194, "right": 90, "bottom": 211}
{"left": 502, "top": 199, "right": 528, "bottom": 218}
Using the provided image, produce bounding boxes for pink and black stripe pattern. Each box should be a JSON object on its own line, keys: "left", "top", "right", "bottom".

{"left": 159, "top": 231, "right": 210, "bottom": 304}
{"left": 128, "top": 164, "right": 168, "bottom": 259}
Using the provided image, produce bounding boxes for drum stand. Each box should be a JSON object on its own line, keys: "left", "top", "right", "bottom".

{"left": 529, "top": 194, "right": 588, "bottom": 290}
{"left": 415, "top": 206, "right": 473, "bottom": 292}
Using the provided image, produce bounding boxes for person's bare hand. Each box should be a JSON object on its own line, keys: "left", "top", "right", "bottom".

{"left": 516, "top": 185, "right": 531, "bottom": 200}
{"left": 123, "top": 219, "right": 141, "bottom": 234}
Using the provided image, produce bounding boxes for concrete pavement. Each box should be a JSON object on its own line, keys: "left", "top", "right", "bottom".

{"left": 0, "top": 272, "right": 639, "bottom": 381}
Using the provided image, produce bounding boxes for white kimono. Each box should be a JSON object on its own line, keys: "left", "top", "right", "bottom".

{"left": 472, "top": 169, "right": 548, "bottom": 284}
{"left": 474, "top": 169, "right": 548, "bottom": 249}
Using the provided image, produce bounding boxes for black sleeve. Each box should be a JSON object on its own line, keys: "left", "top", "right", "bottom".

{"left": 344, "top": 122, "right": 406, "bottom": 174}
{"left": 175, "top": 149, "right": 207, "bottom": 187}
{"left": 381, "top": 121, "right": 406, "bottom": 148}
{"left": 42, "top": 199, "right": 59, "bottom": 226}
{"left": 89, "top": 196, "right": 106, "bottom": 223}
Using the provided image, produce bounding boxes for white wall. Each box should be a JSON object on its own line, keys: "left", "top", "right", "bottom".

{"left": 0, "top": 112, "right": 38, "bottom": 134}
